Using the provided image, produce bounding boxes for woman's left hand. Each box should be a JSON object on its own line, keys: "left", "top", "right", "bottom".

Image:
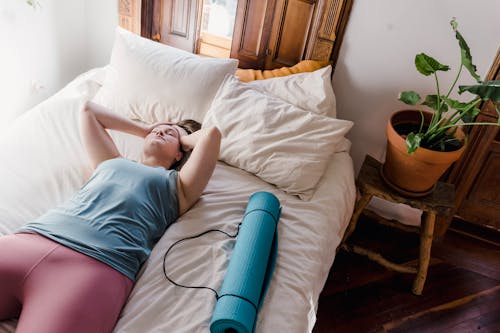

{"left": 143, "top": 121, "right": 174, "bottom": 137}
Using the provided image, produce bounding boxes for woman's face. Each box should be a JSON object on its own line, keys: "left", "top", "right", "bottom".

{"left": 144, "top": 124, "right": 188, "bottom": 161}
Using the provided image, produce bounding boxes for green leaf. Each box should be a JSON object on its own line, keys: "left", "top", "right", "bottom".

{"left": 443, "top": 97, "right": 467, "bottom": 110}
{"left": 458, "top": 80, "right": 500, "bottom": 102}
{"left": 399, "top": 91, "right": 421, "bottom": 105}
{"left": 406, "top": 132, "right": 422, "bottom": 155}
{"left": 442, "top": 97, "right": 480, "bottom": 123}
{"left": 415, "top": 53, "right": 450, "bottom": 76}
{"left": 444, "top": 96, "right": 476, "bottom": 110}
{"left": 461, "top": 107, "right": 481, "bottom": 123}
{"left": 451, "top": 20, "right": 481, "bottom": 83}
{"left": 422, "top": 95, "right": 448, "bottom": 112}
{"left": 450, "top": 18, "right": 458, "bottom": 30}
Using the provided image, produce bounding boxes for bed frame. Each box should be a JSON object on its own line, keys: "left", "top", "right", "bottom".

{"left": 118, "top": 0, "right": 353, "bottom": 72}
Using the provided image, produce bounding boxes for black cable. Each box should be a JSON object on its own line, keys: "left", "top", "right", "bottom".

{"left": 162, "top": 207, "right": 279, "bottom": 312}
{"left": 162, "top": 223, "right": 242, "bottom": 299}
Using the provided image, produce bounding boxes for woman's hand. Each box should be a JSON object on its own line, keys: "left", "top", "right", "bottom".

{"left": 143, "top": 122, "right": 174, "bottom": 138}
{"left": 143, "top": 122, "right": 190, "bottom": 152}
{"left": 81, "top": 101, "right": 171, "bottom": 168}
{"left": 179, "top": 132, "right": 193, "bottom": 152}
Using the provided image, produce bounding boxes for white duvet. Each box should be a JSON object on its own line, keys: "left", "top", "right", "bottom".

{"left": 0, "top": 68, "right": 355, "bottom": 333}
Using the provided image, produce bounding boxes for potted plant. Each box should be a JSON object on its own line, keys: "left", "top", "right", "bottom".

{"left": 382, "top": 18, "right": 500, "bottom": 197}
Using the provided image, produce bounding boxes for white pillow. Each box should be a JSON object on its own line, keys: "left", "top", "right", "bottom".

{"left": 247, "top": 66, "right": 337, "bottom": 117}
{"left": 203, "top": 75, "right": 353, "bottom": 200}
{"left": 93, "top": 27, "right": 238, "bottom": 123}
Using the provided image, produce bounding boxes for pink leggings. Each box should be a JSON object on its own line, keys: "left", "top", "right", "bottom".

{"left": 0, "top": 233, "right": 133, "bottom": 333}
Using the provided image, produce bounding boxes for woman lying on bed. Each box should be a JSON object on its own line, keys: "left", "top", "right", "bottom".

{"left": 0, "top": 101, "right": 221, "bottom": 333}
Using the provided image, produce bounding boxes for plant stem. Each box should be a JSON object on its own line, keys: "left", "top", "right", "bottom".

{"left": 425, "top": 121, "right": 497, "bottom": 147}
{"left": 434, "top": 72, "right": 442, "bottom": 119}
{"left": 432, "top": 121, "right": 499, "bottom": 133}
{"left": 425, "top": 95, "right": 481, "bottom": 141}
{"left": 418, "top": 109, "right": 425, "bottom": 133}
{"left": 425, "top": 63, "right": 466, "bottom": 140}
{"left": 446, "top": 97, "right": 482, "bottom": 125}
{"left": 425, "top": 111, "right": 445, "bottom": 137}
{"left": 424, "top": 127, "right": 447, "bottom": 143}
{"left": 445, "top": 63, "right": 463, "bottom": 99}
{"left": 427, "top": 137, "right": 459, "bottom": 151}
{"left": 425, "top": 73, "right": 442, "bottom": 132}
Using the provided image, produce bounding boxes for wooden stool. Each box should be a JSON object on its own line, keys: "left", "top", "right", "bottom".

{"left": 341, "top": 155, "right": 455, "bottom": 295}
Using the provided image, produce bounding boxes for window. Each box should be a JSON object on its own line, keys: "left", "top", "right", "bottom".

{"left": 198, "top": 0, "right": 238, "bottom": 58}
{"left": 119, "top": 0, "right": 352, "bottom": 69}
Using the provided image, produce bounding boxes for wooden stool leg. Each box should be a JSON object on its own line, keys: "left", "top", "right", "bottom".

{"left": 341, "top": 193, "right": 372, "bottom": 244}
{"left": 412, "top": 211, "right": 436, "bottom": 295}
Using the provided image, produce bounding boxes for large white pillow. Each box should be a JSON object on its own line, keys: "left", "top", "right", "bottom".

{"left": 247, "top": 66, "right": 337, "bottom": 117}
{"left": 93, "top": 27, "right": 238, "bottom": 123}
{"left": 203, "top": 75, "right": 353, "bottom": 200}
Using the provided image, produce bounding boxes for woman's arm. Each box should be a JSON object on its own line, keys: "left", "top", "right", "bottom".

{"left": 80, "top": 101, "right": 150, "bottom": 169}
{"left": 177, "top": 127, "right": 221, "bottom": 215}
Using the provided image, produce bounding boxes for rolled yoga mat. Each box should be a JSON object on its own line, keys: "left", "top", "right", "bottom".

{"left": 210, "top": 191, "right": 281, "bottom": 333}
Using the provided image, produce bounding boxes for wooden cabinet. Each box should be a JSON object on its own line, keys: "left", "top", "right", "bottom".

{"left": 455, "top": 102, "right": 500, "bottom": 229}
{"left": 232, "top": 0, "right": 352, "bottom": 69}
{"left": 435, "top": 49, "right": 500, "bottom": 236}
{"left": 119, "top": 0, "right": 353, "bottom": 70}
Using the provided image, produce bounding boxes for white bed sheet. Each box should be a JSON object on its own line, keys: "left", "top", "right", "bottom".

{"left": 0, "top": 68, "right": 355, "bottom": 333}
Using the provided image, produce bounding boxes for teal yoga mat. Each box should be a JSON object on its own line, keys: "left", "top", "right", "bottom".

{"left": 210, "top": 191, "right": 281, "bottom": 333}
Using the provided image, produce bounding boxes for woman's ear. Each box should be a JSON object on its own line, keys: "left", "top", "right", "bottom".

{"left": 175, "top": 150, "right": 184, "bottom": 162}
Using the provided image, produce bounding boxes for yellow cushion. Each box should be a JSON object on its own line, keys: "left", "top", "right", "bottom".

{"left": 235, "top": 60, "right": 331, "bottom": 82}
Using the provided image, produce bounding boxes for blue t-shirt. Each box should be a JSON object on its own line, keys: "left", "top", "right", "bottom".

{"left": 20, "top": 158, "right": 179, "bottom": 281}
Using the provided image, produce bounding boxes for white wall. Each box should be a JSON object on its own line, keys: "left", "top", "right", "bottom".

{"left": 85, "top": 0, "right": 118, "bottom": 69}
{"left": 332, "top": 0, "right": 500, "bottom": 224}
{"left": 0, "top": 0, "right": 117, "bottom": 129}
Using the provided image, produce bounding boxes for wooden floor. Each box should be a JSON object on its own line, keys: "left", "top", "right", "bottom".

{"left": 314, "top": 215, "right": 500, "bottom": 333}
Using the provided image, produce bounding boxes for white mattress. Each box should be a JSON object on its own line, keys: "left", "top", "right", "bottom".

{"left": 0, "top": 68, "right": 356, "bottom": 333}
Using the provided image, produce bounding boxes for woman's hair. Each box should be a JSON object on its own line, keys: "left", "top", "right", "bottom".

{"left": 170, "top": 119, "right": 202, "bottom": 170}
{"left": 176, "top": 119, "right": 201, "bottom": 136}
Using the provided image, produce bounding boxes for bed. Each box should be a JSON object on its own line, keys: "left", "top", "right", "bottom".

{"left": 0, "top": 2, "right": 355, "bottom": 332}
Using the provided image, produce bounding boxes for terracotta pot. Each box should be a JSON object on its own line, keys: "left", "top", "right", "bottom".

{"left": 382, "top": 110, "right": 465, "bottom": 197}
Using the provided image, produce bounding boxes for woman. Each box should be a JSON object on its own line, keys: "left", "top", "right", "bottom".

{"left": 0, "top": 101, "right": 221, "bottom": 333}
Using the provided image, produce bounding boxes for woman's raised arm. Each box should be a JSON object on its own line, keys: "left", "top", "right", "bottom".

{"left": 177, "top": 127, "right": 221, "bottom": 215}
{"left": 80, "top": 101, "right": 150, "bottom": 169}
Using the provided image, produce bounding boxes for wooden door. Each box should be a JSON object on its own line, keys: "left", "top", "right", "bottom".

{"left": 265, "top": 0, "right": 319, "bottom": 68}
{"left": 160, "top": 0, "right": 201, "bottom": 52}
{"left": 230, "top": 0, "right": 278, "bottom": 69}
